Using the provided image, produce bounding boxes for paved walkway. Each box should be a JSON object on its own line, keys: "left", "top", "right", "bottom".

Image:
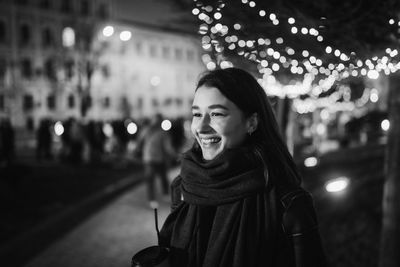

{"left": 24, "top": 181, "right": 173, "bottom": 267}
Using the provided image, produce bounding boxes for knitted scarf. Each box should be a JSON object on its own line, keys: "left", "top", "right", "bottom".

{"left": 160, "top": 147, "right": 280, "bottom": 267}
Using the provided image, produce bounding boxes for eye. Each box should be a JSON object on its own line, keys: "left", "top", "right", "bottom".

{"left": 192, "top": 112, "right": 202, "bottom": 118}
{"left": 210, "top": 112, "right": 225, "bottom": 117}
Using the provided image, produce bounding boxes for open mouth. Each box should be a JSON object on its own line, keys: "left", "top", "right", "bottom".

{"left": 199, "top": 137, "right": 221, "bottom": 146}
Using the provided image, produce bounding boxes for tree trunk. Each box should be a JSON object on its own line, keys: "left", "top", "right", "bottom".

{"left": 379, "top": 74, "right": 400, "bottom": 267}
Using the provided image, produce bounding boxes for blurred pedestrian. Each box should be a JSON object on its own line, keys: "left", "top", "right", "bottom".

{"left": 0, "top": 118, "right": 15, "bottom": 166}
{"left": 139, "top": 114, "right": 176, "bottom": 208}
{"left": 36, "top": 118, "right": 53, "bottom": 161}
{"left": 159, "top": 68, "right": 327, "bottom": 266}
{"left": 68, "top": 118, "right": 84, "bottom": 163}
{"left": 86, "top": 120, "right": 105, "bottom": 164}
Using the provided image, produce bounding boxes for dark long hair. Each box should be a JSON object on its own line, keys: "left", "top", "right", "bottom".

{"left": 195, "top": 67, "right": 301, "bottom": 186}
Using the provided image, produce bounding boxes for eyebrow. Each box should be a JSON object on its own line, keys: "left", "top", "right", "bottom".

{"left": 191, "top": 104, "right": 229, "bottom": 110}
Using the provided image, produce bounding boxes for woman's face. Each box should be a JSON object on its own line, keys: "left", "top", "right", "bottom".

{"left": 191, "top": 86, "right": 250, "bottom": 160}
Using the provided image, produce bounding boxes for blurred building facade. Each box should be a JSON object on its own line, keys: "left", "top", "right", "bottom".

{"left": 0, "top": 0, "right": 111, "bottom": 129}
{"left": 89, "top": 23, "right": 205, "bottom": 121}
{"left": 0, "top": 0, "right": 205, "bottom": 131}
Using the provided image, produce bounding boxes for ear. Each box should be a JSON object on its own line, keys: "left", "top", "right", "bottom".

{"left": 246, "top": 113, "right": 258, "bottom": 134}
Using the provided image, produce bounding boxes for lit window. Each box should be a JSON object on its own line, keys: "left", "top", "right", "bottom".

{"left": 62, "top": 27, "right": 75, "bottom": 47}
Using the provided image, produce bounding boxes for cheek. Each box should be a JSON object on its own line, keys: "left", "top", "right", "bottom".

{"left": 190, "top": 120, "right": 197, "bottom": 136}
{"left": 219, "top": 120, "right": 247, "bottom": 146}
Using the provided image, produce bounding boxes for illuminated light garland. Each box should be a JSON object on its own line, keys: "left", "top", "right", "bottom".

{"left": 192, "top": 0, "right": 400, "bottom": 105}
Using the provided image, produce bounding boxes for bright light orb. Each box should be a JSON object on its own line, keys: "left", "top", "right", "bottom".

{"left": 120, "top": 31, "right": 132, "bottom": 41}
{"left": 381, "top": 119, "right": 390, "bottom": 131}
{"left": 192, "top": 8, "right": 200, "bottom": 15}
{"left": 103, "top": 123, "right": 113, "bottom": 137}
{"left": 206, "top": 61, "right": 216, "bottom": 70}
{"left": 214, "top": 12, "right": 222, "bottom": 20}
{"left": 325, "top": 177, "right": 350, "bottom": 193}
{"left": 62, "top": 27, "right": 75, "bottom": 47}
{"left": 161, "top": 120, "right": 172, "bottom": 131}
{"left": 367, "top": 69, "right": 379, "bottom": 79}
{"left": 54, "top": 121, "right": 64, "bottom": 136}
{"left": 127, "top": 122, "right": 138, "bottom": 135}
{"left": 370, "top": 89, "right": 379, "bottom": 103}
{"left": 304, "top": 156, "right": 318, "bottom": 167}
{"left": 102, "top": 26, "right": 114, "bottom": 37}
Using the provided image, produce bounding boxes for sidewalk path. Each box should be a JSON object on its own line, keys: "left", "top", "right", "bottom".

{"left": 24, "top": 182, "right": 172, "bottom": 267}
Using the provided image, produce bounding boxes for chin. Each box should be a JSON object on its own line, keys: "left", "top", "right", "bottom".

{"left": 201, "top": 148, "right": 223, "bottom": 160}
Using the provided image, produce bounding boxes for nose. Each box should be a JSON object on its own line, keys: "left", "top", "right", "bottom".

{"left": 194, "top": 114, "right": 213, "bottom": 133}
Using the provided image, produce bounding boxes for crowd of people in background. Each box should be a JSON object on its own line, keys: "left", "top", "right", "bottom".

{"left": 1, "top": 114, "right": 188, "bottom": 169}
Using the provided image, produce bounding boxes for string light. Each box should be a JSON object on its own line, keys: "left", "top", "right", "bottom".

{"left": 191, "top": 0, "right": 400, "bottom": 108}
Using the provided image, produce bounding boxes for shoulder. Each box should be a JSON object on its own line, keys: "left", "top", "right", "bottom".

{"left": 171, "top": 175, "right": 182, "bottom": 189}
{"left": 280, "top": 188, "right": 319, "bottom": 236}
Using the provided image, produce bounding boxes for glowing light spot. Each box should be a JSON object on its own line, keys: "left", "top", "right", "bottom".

{"left": 150, "top": 76, "right": 161, "bottom": 86}
{"left": 161, "top": 120, "right": 172, "bottom": 131}
{"left": 54, "top": 121, "right": 64, "bottom": 136}
{"left": 214, "top": 12, "right": 222, "bottom": 20}
{"left": 206, "top": 61, "right": 216, "bottom": 70}
{"left": 381, "top": 119, "right": 390, "bottom": 131}
{"left": 325, "top": 177, "right": 350, "bottom": 193}
{"left": 127, "top": 122, "right": 138, "bottom": 135}
{"left": 367, "top": 69, "right": 379, "bottom": 79}
{"left": 103, "top": 123, "right": 113, "bottom": 137}
{"left": 62, "top": 27, "right": 75, "bottom": 47}
{"left": 192, "top": 8, "right": 200, "bottom": 15}
{"left": 288, "top": 17, "right": 295, "bottom": 24}
{"left": 316, "top": 123, "right": 326, "bottom": 135}
{"left": 102, "top": 26, "right": 114, "bottom": 37}
{"left": 370, "top": 89, "right": 379, "bottom": 103}
{"left": 119, "top": 31, "right": 132, "bottom": 41}
{"left": 304, "top": 157, "right": 318, "bottom": 167}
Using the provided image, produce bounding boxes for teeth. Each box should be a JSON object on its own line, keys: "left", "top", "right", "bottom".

{"left": 201, "top": 138, "right": 220, "bottom": 145}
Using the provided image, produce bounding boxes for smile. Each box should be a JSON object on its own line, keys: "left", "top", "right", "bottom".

{"left": 200, "top": 137, "right": 221, "bottom": 146}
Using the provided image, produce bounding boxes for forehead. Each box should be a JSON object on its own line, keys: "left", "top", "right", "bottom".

{"left": 193, "top": 86, "right": 231, "bottom": 107}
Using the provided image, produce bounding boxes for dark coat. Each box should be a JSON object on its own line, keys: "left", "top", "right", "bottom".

{"left": 161, "top": 176, "right": 327, "bottom": 267}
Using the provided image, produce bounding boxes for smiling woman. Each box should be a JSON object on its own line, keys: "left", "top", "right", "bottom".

{"left": 191, "top": 86, "right": 257, "bottom": 160}
{"left": 157, "top": 68, "right": 327, "bottom": 267}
